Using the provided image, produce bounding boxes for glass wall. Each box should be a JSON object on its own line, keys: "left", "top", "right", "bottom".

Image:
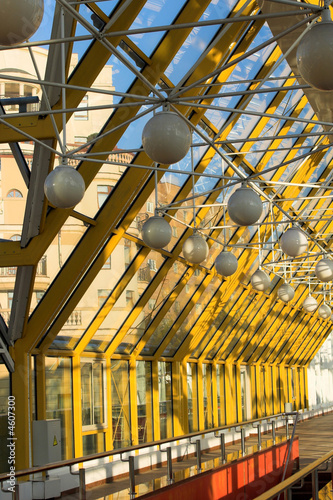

{"left": 136, "top": 361, "right": 153, "bottom": 443}
{"left": 45, "top": 357, "right": 73, "bottom": 459}
{"left": 111, "top": 360, "right": 131, "bottom": 448}
{"left": 158, "top": 362, "right": 173, "bottom": 439}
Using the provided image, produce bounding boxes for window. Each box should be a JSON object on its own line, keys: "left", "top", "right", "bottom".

{"left": 126, "top": 290, "right": 135, "bottom": 307}
{"left": 98, "top": 289, "right": 110, "bottom": 307}
{"left": 7, "top": 189, "right": 23, "bottom": 198}
{"left": 97, "top": 185, "right": 112, "bottom": 208}
{"left": 124, "top": 239, "right": 132, "bottom": 267}
{"left": 36, "top": 291, "right": 44, "bottom": 304}
{"left": 148, "top": 299, "right": 156, "bottom": 310}
{"left": 7, "top": 292, "right": 13, "bottom": 309}
{"left": 74, "top": 136, "right": 87, "bottom": 144}
{"left": 10, "top": 235, "right": 21, "bottom": 241}
{"left": 81, "top": 360, "right": 105, "bottom": 427}
{"left": 75, "top": 95, "right": 88, "bottom": 120}
{"left": 146, "top": 201, "right": 154, "bottom": 213}
{"left": 173, "top": 262, "right": 178, "bottom": 273}
{"left": 148, "top": 259, "right": 157, "bottom": 271}
{"left": 172, "top": 226, "right": 178, "bottom": 237}
{"left": 102, "top": 256, "right": 111, "bottom": 269}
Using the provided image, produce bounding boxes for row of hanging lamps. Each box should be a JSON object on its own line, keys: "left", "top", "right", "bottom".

{"left": 315, "top": 258, "right": 333, "bottom": 282}
{"left": 141, "top": 110, "right": 192, "bottom": 165}
{"left": 227, "top": 184, "right": 263, "bottom": 226}
{"left": 141, "top": 214, "right": 172, "bottom": 249}
{"left": 44, "top": 164, "right": 86, "bottom": 209}
{"left": 215, "top": 251, "right": 238, "bottom": 277}
{"left": 280, "top": 227, "right": 308, "bottom": 257}
{"left": 182, "top": 231, "right": 209, "bottom": 265}
{"left": 277, "top": 283, "right": 295, "bottom": 303}
{"left": 302, "top": 295, "right": 318, "bottom": 313}
{"left": 251, "top": 269, "right": 271, "bottom": 292}
{"left": 318, "top": 303, "right": 331, "bottom": 319}
{"left": 0, "top": 0, "right": 44, "bottom": 46}
{"left": 296, "top": 7, "right": 333, "bottom": 91}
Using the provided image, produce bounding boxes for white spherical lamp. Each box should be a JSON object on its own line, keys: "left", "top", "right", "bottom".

{"left": 141, "top": 216, "right": 172, "bottom": 249}
{"left": 277, "top": 283, "right": 295, "bottom": 303}
{"left": 215, "top": 251, "right": 238, "bottom": 277}
{"left": 302, "top": 295, "right": 318, "bottom": 313}
{"left": 296, "top": 21, "right": 333, "bottom": 91}
{"left": 44, "top": 166, "right": 85, "bottom": 209}
{"left": 227, "top": 186, "right": 262, "bottom": 226}
{"left": 0, "top": 0, "right": 44, "bottom": 46}
{"left": 280, "top": 228, "right": 308, "bottom": 257}
{"left": 251, "top": 269, "right": 271, "bottom": 292}
{"left": 318, "top": 303, "right": 331, "bottom": 319}
{"left": 142, "top": 111, "right": 191, "bottom": 164}
{"left": 182, "top": 233, "right": 209, "bottom": 264}
{"left": 315, "top": 258, "right": 333, "bottom": 282}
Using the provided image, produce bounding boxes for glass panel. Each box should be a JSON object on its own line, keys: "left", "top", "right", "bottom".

{"left": 111, "top": 360, "right": 131, "bottom": 448}
{"left": 45, "top": 357, "right": 73, "bottom": 459}
{"left": 203, "top": 364, "right": 213, "bottom": 429}
{"left": 216, "top": 364, "right": 225, "bottom": 426}
{"left": 82, "top": 432, "right": 105, "bottom": 456}
{"left": 187, "top": 363, "right": 198, "bottom": 433}
{"left": 158, "top": 362, "right": 173, "bottom": 439}
{"left": 81, "top": 360, "right": 105, "bottom": 427}
{"left": 0, "top": 363, "right": 10, "bottom": 473}
{"left": 136, "top": 361, "right": 153, "bottom": 443}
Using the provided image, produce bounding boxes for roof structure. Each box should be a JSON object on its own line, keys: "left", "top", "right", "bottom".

{"left": 1, "top": 0, "right": 333, "bottom": 469}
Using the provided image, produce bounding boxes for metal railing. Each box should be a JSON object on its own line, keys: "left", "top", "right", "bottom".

{"left": 254, "top": 448, "right": 333, "bottom": 500}
{"left": 0, "top": 412, "right": 294, "bottom": 500}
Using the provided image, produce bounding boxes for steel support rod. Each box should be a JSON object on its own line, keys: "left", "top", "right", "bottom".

{"left": 271, "top": 420, "right": 276, "bottom": 445}
{"left": 312, "top": 469, "right": 319, "bottom": 500}
{"left": 129, "top": 456, "right": 136, "bottom": 499}
{"left": 79, "top": 468, "right": 86, "bottom": 500}
{"left": 220, "top": 434, "right": 226, "bottom": 464}
{"left": 241, "top": 428, "right": 246, "bottom": 456}
{"left": 196, "top": 440, "right": 202, "bottom": 473}
{"left": 257, "top": 424, "right": 262, "bottom": 451}
{"left": 166, "top": 447, "right": 173, "bottom": 485}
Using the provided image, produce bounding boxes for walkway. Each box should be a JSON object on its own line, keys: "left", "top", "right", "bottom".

{"left": 63, "top": 412, "right": 333, "bottom": 500}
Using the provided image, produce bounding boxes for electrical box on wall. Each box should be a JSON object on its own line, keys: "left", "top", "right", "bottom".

{"left": 32, "top": 419, "right": 62, "bottom": 466}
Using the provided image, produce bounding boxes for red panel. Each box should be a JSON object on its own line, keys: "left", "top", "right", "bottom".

{"left": 139, "top": 438, "right": 299, "bottom": 500}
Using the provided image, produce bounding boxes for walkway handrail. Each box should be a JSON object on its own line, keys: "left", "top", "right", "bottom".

{"left": 254, "top": 448, "right": 333, "bottom": 500}
{"left": 0, "top": 412, "right": 287, "bottom": 482}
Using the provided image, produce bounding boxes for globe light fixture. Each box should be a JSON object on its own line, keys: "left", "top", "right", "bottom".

{"left": 215, "top": 251, "right": 238, "bottom": 277}
{"left": 318, "top": 303, "right": 331, "bottom": 319}
{"left": 302, "top": 295, "right": 318, "bottom": 313}
{"left": 277, "top": 283, "right": 295, "bottom": 303}
{"left": 251, "top": 269, "right": 271, "bottom": 292}
{"left": 142, "top": 111, "right": 191, "bottom": 164}
{"left": 296, "top": 15, "right": 333, "bottom": 91}
{"left": 141, "top": 215, "right": 172, "bottom": 249}
{"left": 182, "top": 232, "right": 209, "bottom": 264}
{"left": 44, "top": 166, "right": 86, "bottom": 209}
{"left": 280, "top": 227, "right": 308, "bottom": 257}
{"left": 227, "top": 185, "right": 263, "bottom": 226}
{"left": 0, "top": 0, "right": 44, "bottom": 46}
{"left": 315, "top": 258, "right": 333, "bottom": 282}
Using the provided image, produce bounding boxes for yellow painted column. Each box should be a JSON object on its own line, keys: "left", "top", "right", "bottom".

{"left": 279, "top": 366, "right": 288, "bottom": 411}
{"left": 105, "top": 358, "right": 113, "bottom": 451}
{"left": 197, "top": 361, "right": 205, "bottom": 430}
{"left": 271, "top": 365, "right": 279, "bottom": 414}
{"left": 304, "top": 366, "right": 309, "bottom": 409}
{"left": 35, "top": 354, "right": 46, "bottom": 420}
{"left": 179, "top": 360, "right": 189, "bottom": 435}
{"left": 225, "top": 363, "right": 236, "bottom": 425}
{"left": 62, "top": 358, "right": 74, "bottom": 459}
{"left": 129, "top": 358, "right": 138, "bottom": 445}
{"left": 235, "top": 364, "right": 242, "bottom": 423}
{"left": 152, "top": 361, "right": 160, "bottom": 440}
{"left": 264, "top": 365, "right": 273, "bottom": 416}
{"left": 72, "top": 354, "right": 83, "bottom": 457}
{"left": 219, "top": 364, "right": 226, "bottom": 426}
{"left": 212, "top": 363, "right": 218, "bottom": 428}
{"left": 172, "top": 361, "right": 182, "bottom": 436}
{"left": 192, "top": 363, "right": 199, "bottom": 432}
{"left": 295, "top": 368, "right": 301, "bottom": 411}
{"left": 11, "top": 346, "right": 30, "bottom": 470}
{"left": 250, "top": 365, "right": 257, "bottom": 419}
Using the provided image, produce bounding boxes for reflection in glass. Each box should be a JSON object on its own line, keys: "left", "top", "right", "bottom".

{"left": 136, "top": 361, "right": 153, "bottom": 443}
{"left": 111, "top": 360, "right": 131, "bottom": 448}
{"left": 81, "top": 360, "right": 104, "bottom": 426}
{"left": 45, "top": 357, "right": 73, "bottom": 459}
{"left": 158, "top": 362, "right": 173, "bottom": 439}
